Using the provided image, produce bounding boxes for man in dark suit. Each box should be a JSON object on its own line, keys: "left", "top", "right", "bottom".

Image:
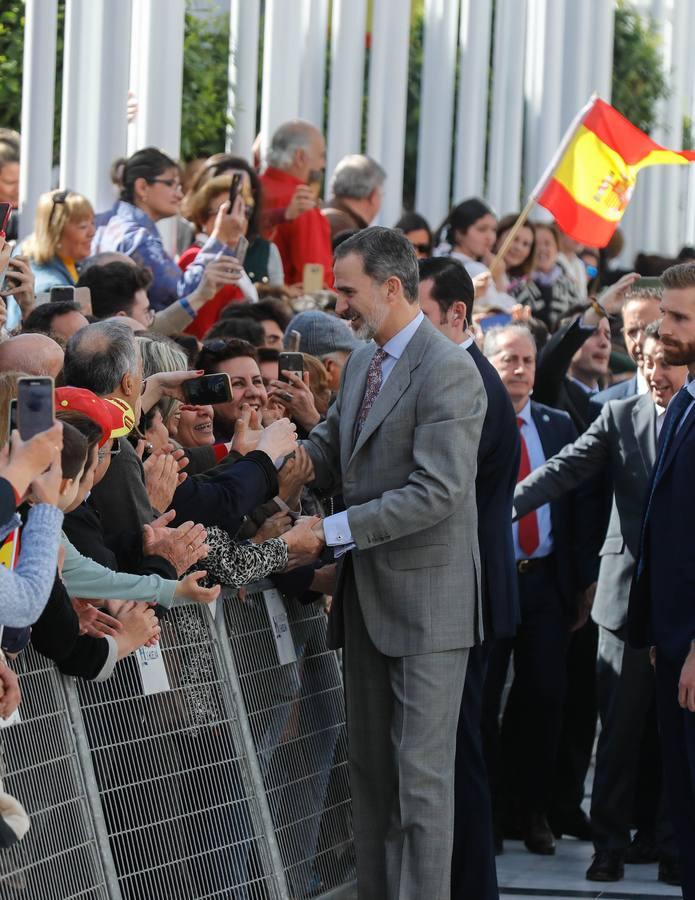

{"left": 593, "top": 283, "right": 662, "bottom": 406}
{"left": 418, "top": 257, "right": 520, "bottom": 900}
{"left": 629, "top": 263, "right": 695, "bottom": 900}
{"left": 481, "top": 322, "right": 591, "bottom": 856}
{"left": 514, "top": 321, "right": 685, "bottom": 885}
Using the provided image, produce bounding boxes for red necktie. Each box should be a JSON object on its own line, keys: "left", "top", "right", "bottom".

{"left": 516, "top": 416, "right": 540, "bottom": 557}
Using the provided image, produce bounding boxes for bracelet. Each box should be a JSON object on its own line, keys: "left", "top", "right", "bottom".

{"left": 179, "top": 296, "right": 196, "bottom": 319}
{"left": 589, "top": 296, "right": 609, "bottom": 319}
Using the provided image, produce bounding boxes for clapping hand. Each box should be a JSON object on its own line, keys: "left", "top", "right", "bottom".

{"left": 143, "top": 511, "right": 209, "bottom": 576}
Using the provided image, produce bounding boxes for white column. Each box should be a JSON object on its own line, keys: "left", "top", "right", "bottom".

{"left": 60, "top": 0, "right": 132, "bottom": 212}
{"left": 325, "top": 0, "right": 367, "bottom": 195}
{"left": 453, "top": 0, "right": 492, "bottom": 204}
{"left": 561, "top": 0, "right": 593, "bottom": 132}
{"left": 259, "top": 0, "right": 304, "bottom": 161}
{"left": 487, "top": 0, "right": 528, "bottom": 215}
{"left": 18, "top": 0, "right": 58, "bottom": 240}
{"left": 127, "top": 0, "right": 185, "bottom": 159}
{"left": 524, "top": 0, "right": 567, "bottom": 211}
{"left": 683, "top": 0, "right": 695, "bottom": 246}
{"left": 592, "top": 0, "right": 616, "bottom": 103}
{"left": 367, "top": 0, "right": 411, "bottom": 226}
{"left": 639, "top": 0, "right": 668, "bottom": 255}
{"left": 660, "top": 0, "right": 689, "bottom": 256}
{"left": 415, "top": 0, "right": 459, "bottom": 225}
{"left": 298, "top": 0, "right": 329, "bottom": 129}
{"left": 226, "top": 0, "right": 261, "bottom": 158}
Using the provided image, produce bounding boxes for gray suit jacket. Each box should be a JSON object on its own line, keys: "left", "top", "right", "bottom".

{"left": 305, "top": 316, "right": 487, "bottom": 657}
{"left": 514, "top": 392, "right": 656, "bottom": 631}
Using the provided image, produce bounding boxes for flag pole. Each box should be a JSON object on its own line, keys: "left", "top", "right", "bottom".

{"left": 489, "top": 92, "right": 598, "bottom": 277}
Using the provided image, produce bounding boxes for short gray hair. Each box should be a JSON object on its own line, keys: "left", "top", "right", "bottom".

{"left": 483, "top": 323, "right": 536, "bottom": 359}
{"left": 334, "top": 226, "right": 419, "bottom": 302}
{"left": 329, "top": 155, "right": 386, "bottom": 200}
{"left": 267, "top": 120, "right": 319, "bottom": 170}
{"left": 64, "top": 320, "right": 139, "bottom": 396}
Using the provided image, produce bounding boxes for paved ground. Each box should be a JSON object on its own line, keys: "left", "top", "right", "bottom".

{"left": 498, "top": 838, "right": 681, "bottom": 899}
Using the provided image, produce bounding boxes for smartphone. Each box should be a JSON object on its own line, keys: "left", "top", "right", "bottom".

{"left": 303, "top": 263, "right": 324, "bottom": 293}
{"left": 17, "top": 376, "right": 55, "bottom": 440}
{"left": 228, "top": 172, "right": 242, "bottom": 206}
{"left": 478, "top": 312, "right": 512, "bottom": 333}
{"left": 0, "top": 203, "right": 11, "bottom": 237}
{"left": 7, "top": 399, "right": 17, "bottom": 434}
{"left": 48, "top": 284, "right": 92, "bottom": 314}
{"left": 233, "top": 234, "right": 249, "bottom": 267}
{"left": 307, "top": 170, "right": 322, "bottom": 202}
{"left": 278, "top": 352, "right": 304, "bottom": 383}
{"left": 287, "top": 329, "right": 301, "bottom": 352}
{"left": 50, "top": 285, "right": 75, "bottom": 302}
{"left": 181, "top": 373, "right": 232, "bottom": 405}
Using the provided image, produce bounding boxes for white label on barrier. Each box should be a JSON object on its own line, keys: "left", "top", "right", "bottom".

{"left": 206, "top": 599, "right": 218, "bottom": 622}
{"left": 136, "top": 644, "right": 171, "bottom": 695}
{"left": 263, "top": 589, "right": 297, "bottom": 667}
{"left": 0, "top": 708, "right": 20, "bottom": 728}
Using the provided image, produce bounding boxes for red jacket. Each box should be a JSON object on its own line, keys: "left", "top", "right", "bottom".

{"left": 178, "top": 245, "right": 244, "bottom": 339}
{"left": 259, "top": 167, "right": 334, "bottom": 288}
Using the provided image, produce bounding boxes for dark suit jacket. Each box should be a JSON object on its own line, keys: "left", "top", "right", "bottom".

{"left": 629, "top": 398, "right": 695, "bottom": 661}
{"left": 466, "top": 342, "right": 520, "bottom": 640}
{"left": 592, "top": 374, "right": 638, "bottom": 409}
{"left": 528, "top": 401, "right": 591, "bottom": 610}
{"left": 515, "top": 393, "right": 656, "bottom": 632}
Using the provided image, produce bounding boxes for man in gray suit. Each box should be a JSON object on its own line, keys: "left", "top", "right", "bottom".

{"left": 303, "top": 227, "right": 487, "bottom": 899}
{"left": 514, "top": 321, "right": 686, "bottom": 885}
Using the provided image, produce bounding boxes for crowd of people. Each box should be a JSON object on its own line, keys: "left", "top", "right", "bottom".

{"left": 0, "top": 115, "right": 694, "bottom": 900}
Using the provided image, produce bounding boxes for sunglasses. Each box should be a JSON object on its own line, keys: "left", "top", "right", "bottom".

{"left": 97, "top": 440, "right": 122, "bottom": 462}
{"left": 48, "top": 189, "right": 71, "bottom": 228}
{"left": 202, "top": 338, "right": 237, "bottom": 355}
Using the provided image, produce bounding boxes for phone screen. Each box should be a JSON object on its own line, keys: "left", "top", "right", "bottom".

{"left": 229, "top": 173, "right": 242, "bottom": 206}
{"left": 0, "top": 203, "right": 12, "bottom": 235}
{"left": 278, "top": 352, "right": 304, "bottom": 384}
{"left": 50, "top": 285, "right": 76, "bottom": 303}
{"left": 182, "top": 373, "right": 232, "bottom": 406}
{"left": 7, "top": 399, "right": 17, "bottom": 434}
{"left": 17, "top": 377, "right": 55, "bottom": 440}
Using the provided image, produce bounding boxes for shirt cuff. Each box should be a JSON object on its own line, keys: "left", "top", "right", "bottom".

{"left": 579, "top": 314, "right": 598, "bottom": 331}
{"left": 94, "top": 637, "right": 118, "bottom": 681}
{"left": 323, "top": 511, "right": 355, "bottom": 552}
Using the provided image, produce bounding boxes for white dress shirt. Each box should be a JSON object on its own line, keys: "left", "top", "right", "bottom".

{"left": 323, "top": 312, "right": 425, "bottom": 552}
{"left": 514, "top": 400, "right": 554, "bottom": 561}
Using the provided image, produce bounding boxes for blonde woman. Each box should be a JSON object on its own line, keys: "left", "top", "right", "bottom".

{"left": 22, "top": 189, "right": 95, "bottom": 293}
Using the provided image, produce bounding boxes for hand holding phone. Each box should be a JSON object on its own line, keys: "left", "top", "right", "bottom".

{"left": 181, "top": 373, "right": 232, "bottom": 405}
{"left": 278, "top": 352, "right": 304, "bottom": 384}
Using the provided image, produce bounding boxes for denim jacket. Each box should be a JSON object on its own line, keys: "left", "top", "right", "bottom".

{"left": 91, "top": 201, "right": 231, "bottom": 311}
{"left": 28, "top": 256, "right": 76, "bottom": 294}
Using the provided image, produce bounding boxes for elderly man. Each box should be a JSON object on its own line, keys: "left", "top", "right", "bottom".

{"left": 514, "top": 320, "right": 685, "bottom": 885}
{"left": 283, "top": 309, "right": 362, "bottom": 391}
{"left": 322, "top": 155, "right": 386, "bottom": 242}
{"left": 481, "top": 323, "right": 588, "bottom": 857}
{"left": 0, "top": 333, "right": 64, "bottom": 377}
{"left": 260, "top": 120, "right": 333, "bottom": 287}
{"left": 304, "top": 227, "right": 486, "bottom": 898}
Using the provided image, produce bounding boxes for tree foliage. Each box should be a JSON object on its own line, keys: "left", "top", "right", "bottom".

{"left": 611, "top": 0, "right": 668, "bottom": 134}
{"left": 0, "top": 2, "right": 24, "bottom": 132}
{"left": 180, "top": 3, "right": 232, "bottom": 161}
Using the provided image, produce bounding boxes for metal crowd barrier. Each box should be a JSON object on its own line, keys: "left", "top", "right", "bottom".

{"left": 0, "top": 587, "right": 355, "bottom": 900}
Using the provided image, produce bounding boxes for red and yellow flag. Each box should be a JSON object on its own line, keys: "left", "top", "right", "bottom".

{"left": 537, "top": 98, "right": 695, "bottom": 247}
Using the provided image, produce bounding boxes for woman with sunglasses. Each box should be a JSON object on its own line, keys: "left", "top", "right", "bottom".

{"left": 22, "top": 189, "right": 95, "bottom": 293}
{"left": 92, "top": 147, "right": 244, "bottom": 313}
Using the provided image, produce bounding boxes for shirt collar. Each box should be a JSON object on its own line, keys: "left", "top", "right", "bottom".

{"left": 569, "top": 375, "right": 597, "bottom": 395}
{"left": 116, "top": 200, "right": 158, "bottom": 233}
{"left": 685, "top": 374, "right": 695, "bottom": 400}
{"left": 381, "top": 311, "right": 425, "bottom": 359}
{"left": 460, "top": 335, "right": 474, "bottom": 350}
{"left": 517, "top": 398, "right": 533, "bottom": 425}
{"left": 637, "top": 369, "right": 649, "bottom": 394}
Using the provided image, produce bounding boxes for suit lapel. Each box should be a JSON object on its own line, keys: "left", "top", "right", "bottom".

{"left": 530, "top": 403, "right": 555, "bottom": 457}
{"left": 348, "top": 318, "right": 431, "bottom": 464}
{"left": 631, "top": 394, "right": 657, "bottom": 473}
{"left": 655, "top": 401, "right": 695, "bottom": 487}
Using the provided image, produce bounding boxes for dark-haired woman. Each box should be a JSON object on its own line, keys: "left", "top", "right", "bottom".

{"left": 92, "top": 147, "right": 244, "bottom": 311}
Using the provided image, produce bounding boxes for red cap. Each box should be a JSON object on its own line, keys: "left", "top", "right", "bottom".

{"left": 55, "top": 388, "right": 135, "bottom": 447}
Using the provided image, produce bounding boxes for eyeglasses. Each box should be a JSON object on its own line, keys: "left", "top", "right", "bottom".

{"left": 413, "top": 243, "right": 432, "bottom": 255}
{"left": 48, "top": 189, "right": 71, "bottom": 228}
{"left": 97, "top": 440, "right": 122, "bottom": 462}
{"left": 148, "top": 178, "right": 183, "bottom": 192}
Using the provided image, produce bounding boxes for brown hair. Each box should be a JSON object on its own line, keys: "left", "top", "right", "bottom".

{"left": 662, "top": 262, "right": 695, "bottom": 291}
{"left": 495, "top": 214, "right": 536, "bottom": 278}
{"left": 302, "top": 353, "right": 331, "bottom": 414}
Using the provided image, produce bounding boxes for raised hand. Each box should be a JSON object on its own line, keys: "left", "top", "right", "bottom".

{"left": 143, "top": 449, "right": 180, "bottom": 513}
{"left": 256, "top": 417, "right": 298, "bottom": 462}
{"left": 285, "top": 184, "right": 316, "bottom": 221}
{"left": 0, "top": 422, "right": 63, "bottom": 499}
{"left": 143, "top": 516, "right": 209, "bottom": 576}
{"left": 277, "top": 446, "right": 315, "bottom": 507}
{"left": 231, "top": 404, "right": 264, "bottom": 455}
{"left": 267, "top": 370, "right": 321, "bottom": 430}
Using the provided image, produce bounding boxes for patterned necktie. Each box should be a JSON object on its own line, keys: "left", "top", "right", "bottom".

{"left": 516, "top": 416, "right": 540, "bottom": 557}
{"left": 356, "top": 348, "right": 388, "bottom": 435}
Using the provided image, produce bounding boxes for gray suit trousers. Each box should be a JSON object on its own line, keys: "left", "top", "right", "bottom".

{"left": 343, "top": 565, "right": 468, "bottom": 900}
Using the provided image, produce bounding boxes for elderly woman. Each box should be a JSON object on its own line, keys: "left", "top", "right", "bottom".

{"left": 22, "top": 189, "right": 95, "bottom": 293}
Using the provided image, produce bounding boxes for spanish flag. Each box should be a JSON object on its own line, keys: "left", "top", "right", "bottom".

{"left": 537, "top": 98, "right": 695, "bottom": 247}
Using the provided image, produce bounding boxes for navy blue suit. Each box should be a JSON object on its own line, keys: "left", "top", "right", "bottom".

{"left": 451, "top": 342, "right": 520, "bottom": 900}
{"left": 483, "top": 402, "right": 587, "bottom": 829}
{"left": 629, "top": 390, "right": 695, "bottom": 897}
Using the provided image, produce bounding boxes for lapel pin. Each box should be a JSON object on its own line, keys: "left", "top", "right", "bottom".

{"left": 542, "top": 414, "right": 550, "bottom": 422}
